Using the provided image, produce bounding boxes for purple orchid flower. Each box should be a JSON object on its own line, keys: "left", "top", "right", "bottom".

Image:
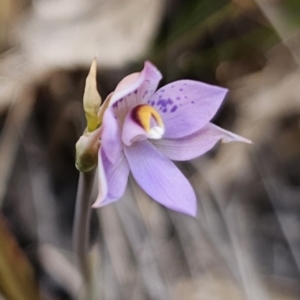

{"left": 93, "top": 62, "right": 251, "bottom": 216}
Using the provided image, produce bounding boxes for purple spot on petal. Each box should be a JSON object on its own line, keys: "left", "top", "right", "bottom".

{"left": 157, "top": 99, "right": 166, "bottom": 107}
{"left": 191, "top": 101, "right": 194, "bottom": 104}
{"left": 157, "top": 98, "right": 174, "bottom": 111}
{"left": 134, "top": 90, "right": 137, "bottom": 94}
{"left": 163, "top": 108, "right": 167, "bottom": 113}
{"left": 171, "top": 105, "right": 177, "bottom": 113}
{"left": 151, "top": 101, "right": 155, "bottom": 106}
{"left": 176, "top": 97, "right": 180, "bottom": 100}
{"left": 179, "top": 88, "right": 183, "bottom": 92}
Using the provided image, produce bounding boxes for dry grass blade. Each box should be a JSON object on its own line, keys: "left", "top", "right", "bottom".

{"left": 115, "top": 186, "right": 173, "bottom": 300}
{"left": 252, "top": 149, "right": 300, "bottom": 276}
{"left": 101, "top": 242, "right": 125, "bottom": 300}
{"left": 0, "top": 89, "right": 35, "bottom": 208}
{"left": 193, "top": 160, "right": 271, "bottom": 300}
{"left": 0, "top": 213, "right": 40, "bottom": 300}
{"left": 99, "top": 203, "right": 139, "bottom": 298}
{"left": 254, "top": 0, "right": 300, "bottom": 65}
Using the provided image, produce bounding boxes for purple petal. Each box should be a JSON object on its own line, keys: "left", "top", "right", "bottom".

{"left": 138, "top": 61, "right": 162, "bottom": 104}
{"left": 93, "top": 148, "right": 130, "bottom": 208}
{"left": 124, "top": 140, "right": 197, "bottom": 216}
{"left": 153, "top": 123, "right": 252, "bottom": 161}
{"left": 101, "top": 107, "right": 123, "bottom": 164}
{"left": 109, "top": 61, "right": 162, "bottom": 122}
{"left": 150, "top": 80, "right": 228, "bottom": 138}
{"left": 93, "top": 149, "right": 108, "bottom": 207}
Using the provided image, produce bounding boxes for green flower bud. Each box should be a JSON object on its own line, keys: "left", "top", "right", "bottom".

{"left": 75, "top": 127, "right": 101, "bottom": 172}
{"left": 83, "top": 58, "right": 102, "bottom": 132}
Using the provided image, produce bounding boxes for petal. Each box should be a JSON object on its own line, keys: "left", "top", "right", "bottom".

{"left": 110, "top": 61, "right": 162, "bottom": 122}
{"left": 124, "top": 140, "right": 197, "bottom": 216}
{"left": 110, "top": 72, "right": 140, "bottom": 105}
{"left": 137, "top": 62, "right": 162, "bottom": 104}
{"left": 101, "top": 107, "right": 123, "bottom": 164}
{"left": 92, "top": 149, "right": 130, "bottom": 208}
{"left": 98, "top": 92, "right": 113, "bottom": 122}
{"left": 93, "top": 149, "right": 108, "bottom": 207}
{"left": 149, "top": 80, "right": 228, "bottom": 138}
{"left": 153, "top": 123, "right": 252, "bottom": 161}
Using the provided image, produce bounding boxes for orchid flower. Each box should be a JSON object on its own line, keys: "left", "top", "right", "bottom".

{"left": 87, "top": 61, "right": 251, "bottom": 216}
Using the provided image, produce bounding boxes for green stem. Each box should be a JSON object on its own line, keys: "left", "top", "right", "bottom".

{"left": 73, "top": 169, "right": 96, "bottom": 296}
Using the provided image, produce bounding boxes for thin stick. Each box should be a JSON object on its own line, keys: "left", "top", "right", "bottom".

{"left": 73, "top": 169, "right": 96, "bottom": 293}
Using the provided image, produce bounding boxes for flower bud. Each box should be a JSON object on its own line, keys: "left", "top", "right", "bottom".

{"left": 83, "top": 58, "right": 102, "bottom": 132}
{"left": 75, "top": 127, "right": 102, "bottom": 172}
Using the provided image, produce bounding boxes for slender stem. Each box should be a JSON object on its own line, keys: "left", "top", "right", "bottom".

{"left": 73, "top": 169, "right": 96, "bottom": 292}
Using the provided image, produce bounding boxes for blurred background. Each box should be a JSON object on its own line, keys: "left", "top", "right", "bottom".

{"left": 1, "top": 0, "right": 300, "bottom": 299}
